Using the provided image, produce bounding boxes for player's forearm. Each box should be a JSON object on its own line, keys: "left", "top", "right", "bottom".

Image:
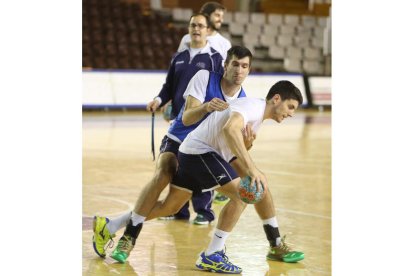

{"left": 223, "top": 125, "right": 255, "bottom": 172}
{"left": 182, "top": 103, "right": 209, "bottom": 126}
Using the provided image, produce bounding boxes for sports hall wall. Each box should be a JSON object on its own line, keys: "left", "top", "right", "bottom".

{"left": 82, "top": 0, "right": 332, "bottom": 108}
{"left": 82, "top": 70, "right": 331, "bottom": 109}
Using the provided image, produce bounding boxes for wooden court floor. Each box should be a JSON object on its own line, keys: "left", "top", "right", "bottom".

{"left": 82, "top": 109, "right": 331, "bottom": 275}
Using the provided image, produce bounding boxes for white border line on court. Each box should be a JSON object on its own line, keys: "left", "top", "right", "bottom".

{"left": 277, "top": 207, "right": 331, "bottom": 220}
{"left": 83, "top": 195, "right": 134, "bottom": 217}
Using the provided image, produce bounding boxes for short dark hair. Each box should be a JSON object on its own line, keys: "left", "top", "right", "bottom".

{"left": 189, "top": 13, "right": 211, "bottom": 28}
{"left": 200, "top": 1, "right": 226, "bottom": 16}
{"left": 224, "top": 46, "right": 253, "bottom": 66}
{"left": 266, "top": 81, "right": 303, "bottom": 105}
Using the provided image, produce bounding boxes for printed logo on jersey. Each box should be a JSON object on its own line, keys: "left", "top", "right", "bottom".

{"left": 175, "top": 60, "right": 185, "bottom": 65}
{"left": 195, "top": 62, "right": 206, "bottom": 69}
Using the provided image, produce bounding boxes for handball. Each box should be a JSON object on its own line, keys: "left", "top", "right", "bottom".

{"left": 238, "top": 176, "right": 264, "bottom": 204}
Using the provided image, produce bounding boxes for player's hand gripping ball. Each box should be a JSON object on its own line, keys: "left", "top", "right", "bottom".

{"left": 238, "top": 176, "right": 264, "bottom": 204}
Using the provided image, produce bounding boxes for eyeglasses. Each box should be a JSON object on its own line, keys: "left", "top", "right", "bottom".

{"left": 189, "top": 23, "right": 207, "bottom": 29}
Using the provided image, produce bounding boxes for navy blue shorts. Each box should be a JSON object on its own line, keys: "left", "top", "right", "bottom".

{"left": 171, "top": 151, "right": 239, "bottom": 195}
{"left": 159, "top": 135, "right": 180, "bottom": 155}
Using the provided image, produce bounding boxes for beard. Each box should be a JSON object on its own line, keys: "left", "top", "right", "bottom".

{"left": 210, "top": 21, "right": 221, "bottom": 31}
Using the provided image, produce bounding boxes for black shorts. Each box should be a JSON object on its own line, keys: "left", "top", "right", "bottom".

{"left": 171, "top": 151, "right": 239, "bottom": 195}
{"left": 159, "top": 135, "right": 180, "bottom": 155}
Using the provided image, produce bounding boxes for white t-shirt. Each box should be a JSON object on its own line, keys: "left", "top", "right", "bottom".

{"left": 182, "top": 70, "right": 210, "bottom": 103}
{"left": 180, "top": 97, "right": 265, "bottom": 162}
{"left": 188, "top": 41, "right": 211, "bottom": 62}
{"left": 178, "top": 32, "right": 232, "bottom": 60}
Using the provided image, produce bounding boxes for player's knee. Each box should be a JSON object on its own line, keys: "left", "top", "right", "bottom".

{"left": 236, "top": 199, "right": 248, "bottom": 210}
{"left": 227, "top": 197, "right": 247, "bottom": 209}
{"left": 152, "top": 168, "right": 175, "bottom": 186}
{"left": 156, "top": 153, "right": 178, "bottom": 176}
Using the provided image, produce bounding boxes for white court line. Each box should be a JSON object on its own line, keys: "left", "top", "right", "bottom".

{"left": 257, "top": 158, "right": 331, "bottom": 166}
{"left": 83, "top": 196, "right": 330, "bottom": 220}
{"left": 265, "top": 170, "right": 330, "bottom": 178}
{"left": 277, "top": 207, "right": 331, "bottom": 220}
{"left": 83, "top": 195, "right": 134, "bottom": 217}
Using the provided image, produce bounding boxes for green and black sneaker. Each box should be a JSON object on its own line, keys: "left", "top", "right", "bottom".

{"left": 266, "top": 236, "right": 304, "bottom": 263}
{"left": 110, "top": 220, "right": 142, "bottom": 263}
{"left": 110, "top": 235, "right": 136, "bottom": 263}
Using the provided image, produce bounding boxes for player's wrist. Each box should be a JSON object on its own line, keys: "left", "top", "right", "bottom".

{"left": 204, "top": 102, "right": 212, "bottom": 113}
{"left": 154, "top": 97, "right": 162, "bottom": 106}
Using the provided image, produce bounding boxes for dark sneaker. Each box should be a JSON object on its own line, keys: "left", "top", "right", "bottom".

{"left": 193, "top": 214, "right": 210, "bottom": 225}
{"left": 213, "top": 193, "right": 229, "bottom": 205}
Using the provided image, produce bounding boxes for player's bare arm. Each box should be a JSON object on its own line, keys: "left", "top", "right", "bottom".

{"left": 182, "top": 95, "right": 229, "bottom": 126}
{"left": 222, "top": 112, "right": 267, "bottom": 191}
{"left": 242, "top": 123, "right": 256, "bottom": 150}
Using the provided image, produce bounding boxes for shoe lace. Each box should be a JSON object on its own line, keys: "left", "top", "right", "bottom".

{"left": 217, "top": 246, "right": 237, "bottom": 267}
{"left": 278, "top": 235, "right": 292, "bottom": 254}
{"left": 102, "top": 223, "right": 114, "bottom": 250}
{"left": 117, "top": 236, "right": 132, "bottom": 251}
{"left": 104, "top": 238, "right": 114, "bottom": 251}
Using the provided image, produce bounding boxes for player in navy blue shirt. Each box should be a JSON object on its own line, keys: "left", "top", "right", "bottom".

{"left": 147, "top": 13, "right": 223, "bottom": 223}
{"left": 150, "top": 18, "right": 223, "bottom": 120}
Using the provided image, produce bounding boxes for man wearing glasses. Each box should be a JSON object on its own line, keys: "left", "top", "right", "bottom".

{"left": 178, "top": 2, "right": 231, "bottom": 61}
{"left": 176, "top": 1, "right": 233, "bottom": 216}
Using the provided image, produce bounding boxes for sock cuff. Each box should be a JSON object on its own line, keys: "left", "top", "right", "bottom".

{"left": 214, "top": 228, "right": 230, "bottom": 238}
{"left": 262, "top": 217, "right": 278, "bottom": 228}
{"left": 131, "top": 212, "right": 146, "bottom": 226}
{"left": 205, "top": 228, "right": 230, "bottom": 256}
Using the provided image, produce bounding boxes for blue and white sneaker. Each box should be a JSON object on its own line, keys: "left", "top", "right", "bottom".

{"left": 195, "top": 250, "right": 242, "bottom": 274}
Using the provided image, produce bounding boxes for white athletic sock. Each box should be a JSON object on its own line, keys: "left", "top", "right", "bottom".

{"left": 205, "top": 229, "right": 230, "bottom": 256}
{"left": 106, "top": 211, "right": 132, "bottom": 235}
{"left": 130, "top": 212, "right": 146, "bottom": 226}
{"left": 262, "top": 217, "right": 278, "bottom": 228}
{"left": 276, "top": 237, "right": 281, "bottom": 246}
